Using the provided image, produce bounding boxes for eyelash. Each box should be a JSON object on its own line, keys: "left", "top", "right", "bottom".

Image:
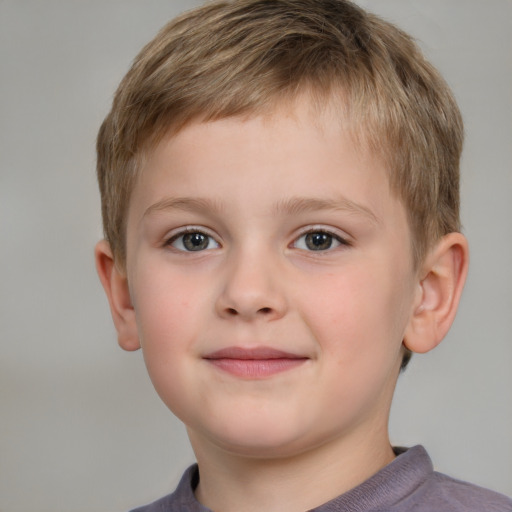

{"left": 164, "top": 227, "right": 350, "bottom": 253}
{"left": 292, "top": 229, "right": 350, "bottom": 252}
{"left": 165, "top": 228, "right": 220, "bottom": 252}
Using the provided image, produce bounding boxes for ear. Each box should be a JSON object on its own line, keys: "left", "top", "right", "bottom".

{"left": 403, "top": 232, "right": 469, "bottom": 354}
{"left": 94, "top": 240, "right": 140, "bottom": 351}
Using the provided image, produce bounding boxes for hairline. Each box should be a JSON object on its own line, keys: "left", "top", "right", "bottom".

{"left": 116, "top": 89, "right": 426, "bottom": 274}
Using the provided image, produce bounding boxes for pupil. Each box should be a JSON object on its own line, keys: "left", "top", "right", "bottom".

{"left": 183, "top": 233, "right": 208, "bottom": 251}
{"left": 306, "top": 232, "right": 332, "bottom": 251}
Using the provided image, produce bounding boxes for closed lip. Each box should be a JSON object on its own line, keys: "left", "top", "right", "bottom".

{"left": 203, "top": 346, "right": 308, "bottom": 360}
{"left": 203, "top": 346, "right": 309, "bottom": 378}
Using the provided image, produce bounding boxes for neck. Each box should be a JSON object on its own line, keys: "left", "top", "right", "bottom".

{"left": 189, "top": 427, "right": 395, "bottom": 512}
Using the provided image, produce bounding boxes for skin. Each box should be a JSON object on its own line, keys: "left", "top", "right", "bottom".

{"left": 96, "top": 98, "right": 468, "bottom": 512}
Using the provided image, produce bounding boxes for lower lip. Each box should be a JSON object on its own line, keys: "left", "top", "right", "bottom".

{"left": 206, "top": 358, "right": 307, "bottom": 378}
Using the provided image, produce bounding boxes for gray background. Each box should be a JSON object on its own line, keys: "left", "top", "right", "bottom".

{"left": 1, "top": 1, "right": 511, "bottom": 511}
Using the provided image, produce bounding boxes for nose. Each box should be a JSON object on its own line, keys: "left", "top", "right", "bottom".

{"left": 215, "top": 249, "right": 288, "bottom": 321}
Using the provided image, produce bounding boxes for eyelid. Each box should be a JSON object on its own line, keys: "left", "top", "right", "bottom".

{"left": 296, "top": 225, "right": 351, "bottom": 240}
{"left": 291, "top": 226, "right": 352, "bottom": 250}
{"left": 164, "top": 225, "right": 221, "bottom": 249}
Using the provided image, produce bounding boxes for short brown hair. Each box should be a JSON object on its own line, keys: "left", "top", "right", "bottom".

{"left": 97, "top": 0, "right": 463, "bottom": 272}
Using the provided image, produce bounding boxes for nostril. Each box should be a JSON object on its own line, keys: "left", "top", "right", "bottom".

{"left": 258, "top": 307, "right": 272, "bottom": 315}
{"left": 227, "top": 308, "right": 238, "bottom": 316}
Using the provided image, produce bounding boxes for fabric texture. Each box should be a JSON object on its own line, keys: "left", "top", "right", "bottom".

{"left": 130, "top": 445, "right": 512, "bottom": 511}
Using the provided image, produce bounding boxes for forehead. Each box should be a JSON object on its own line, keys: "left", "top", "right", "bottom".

{"left": 142, "top": 95, "right": 387, "bottom": 184}
{"left": 127, "top": 97, "right": 404, "bottom": 235}
{"left": 140, "top": 104, "right": 386, "bottom": 193}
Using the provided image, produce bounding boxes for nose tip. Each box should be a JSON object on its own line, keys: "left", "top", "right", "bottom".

{"left": 215, "top": 258, "right": 287, "bottom": 321}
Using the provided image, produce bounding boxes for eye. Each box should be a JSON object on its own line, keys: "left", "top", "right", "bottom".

{"left": 293, "top": 230, "right": 348, "bottom": 251}
{"left": 168, "top": 230, "right": 220, "bottom": 252}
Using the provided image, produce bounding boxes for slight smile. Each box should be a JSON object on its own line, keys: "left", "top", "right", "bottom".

{"left": 203, "top": 347, "right": 309, "bottom": 379}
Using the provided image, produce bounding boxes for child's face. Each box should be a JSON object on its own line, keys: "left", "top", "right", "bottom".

{"left": 123, "top": 99, "right": 419, "bottom": 459}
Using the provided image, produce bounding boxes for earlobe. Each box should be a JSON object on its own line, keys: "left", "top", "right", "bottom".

{"left": 403, "top": 232, "right": 469, "bottom": 354}
{"left": 94, "top": 240, "right": 141, "bottom": 351}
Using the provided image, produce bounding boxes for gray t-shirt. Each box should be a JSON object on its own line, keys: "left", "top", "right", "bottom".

{"left": 130, "top": 445, "right": 512, "bottom": 511}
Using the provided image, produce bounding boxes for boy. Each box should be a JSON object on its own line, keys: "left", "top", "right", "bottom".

{"left": 94, "top": 0, "right": 512, "bottom": 510}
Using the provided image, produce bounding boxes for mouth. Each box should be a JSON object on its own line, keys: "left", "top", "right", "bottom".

{"left": 203, "top": 347, "right": 309, "bottom": 379}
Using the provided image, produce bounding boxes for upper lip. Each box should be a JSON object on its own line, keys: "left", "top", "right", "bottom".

{"left": 204, "top": 346, "right": 307, "bottom": 360}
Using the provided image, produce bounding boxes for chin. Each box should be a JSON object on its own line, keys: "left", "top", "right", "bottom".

{"left": 216, "top": 435, "right": 306, "bottom": 459}
{"left": 192, "top": 414, "right": 323, "bottom": 460}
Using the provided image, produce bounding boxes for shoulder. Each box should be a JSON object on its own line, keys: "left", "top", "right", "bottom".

{"left": 428, "top": 472, "right": 512, "bottom": 511}
{"left": 359, "top": 446, "right": 512, "bottom": 512}
{"left": 394, "top": 469, "right": 512, "bottom": 512}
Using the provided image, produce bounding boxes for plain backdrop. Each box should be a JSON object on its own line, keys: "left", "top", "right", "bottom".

{"left": 1, "top": 1, "right": 511, "bottom": 511}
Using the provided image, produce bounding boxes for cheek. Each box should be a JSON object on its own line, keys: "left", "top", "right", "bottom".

{"left": 130, "top": 271, "right": 206, "bottom": 420}
{"left": 299, "top": 260, "right": 412, "bottom": 361}
{"left": 133, "top": 260, "right": 202, "bottom": 330}
{"left": 130, "top": 265, "right": 207, "bottom": 378}
{"left": 299, "top": 262, "right": 412, "bottom": 421}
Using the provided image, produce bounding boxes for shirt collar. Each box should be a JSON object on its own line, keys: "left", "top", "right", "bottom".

{"left": 170, "top": 445, "right": 433, "bottom": 512}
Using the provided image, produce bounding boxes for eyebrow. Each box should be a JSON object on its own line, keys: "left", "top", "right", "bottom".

{"left": 143, "top": 197, "right": 225, "bottom": 218}
{"left": 273, "top": 197, "right": 380, "bottom": 225}
{"left": 143, "top": 195, "right": 379, "bottom": 225}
